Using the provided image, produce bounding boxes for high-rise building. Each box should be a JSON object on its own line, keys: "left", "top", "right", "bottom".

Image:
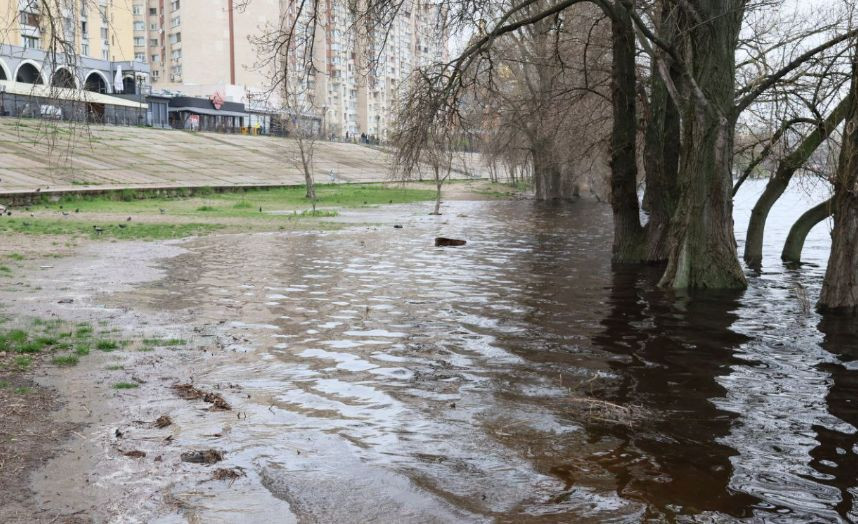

{"left": 133, "top": 0, "right": 279, "bottom": 96}
{"left": 288, "top": 0, "right": 446, "bottom": 139}
{"left": 0, "top": 0, "right": 146, "bottom": 94}
{"left": 138, "top": 0, "right": 445, "bottom": 139}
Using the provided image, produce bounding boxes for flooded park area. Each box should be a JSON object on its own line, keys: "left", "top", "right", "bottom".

{"left": 0, "top": 180, "right": 854, "bottom": 523}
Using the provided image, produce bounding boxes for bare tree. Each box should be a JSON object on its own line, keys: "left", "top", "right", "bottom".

{"left": 284, "top": 92, "right": 320, "bottom": 202}
{"left": 819, "top": 37, "right": 858, "bottom": 312}
{"left": 391, "top": 71, "right": 464, "bottom": 215}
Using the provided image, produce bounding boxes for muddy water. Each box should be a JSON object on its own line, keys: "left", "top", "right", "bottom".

{"left": 135, "top": 179, "right": 855, "bottom": 522}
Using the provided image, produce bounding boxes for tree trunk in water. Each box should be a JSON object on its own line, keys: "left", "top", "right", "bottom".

{"left": 432, "top": 165, "right": 442, "bottom": 215}
{"left": 659, "top": 1, "right": 746, "bottom": 289}
{"left": 609, "top": 2, "right": 644, "bottom": 263}
{"left": 818, "top": 50, "right": 858, "bottom": 312}
{"left": 532, "top": 142, "right": 563, "bottom": 200}
{"left": 782, "top": 198, "right": 834, "bottom": 263}
{"left": 641, "top": 1, "right": 679, "bottom": 263}
{"left": 744, "top": 99, "right": 849, "bottom": 268}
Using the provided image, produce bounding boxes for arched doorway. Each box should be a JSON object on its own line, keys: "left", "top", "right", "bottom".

{"left": 15, "top": 62, "right": 43, "bottom": 84}
{"left": 51, "top": 68, "right": 76, "bottom": 88}
{"left": 0, "top": 61, "right": 7, "bottom": 81}
{"left": 84, "top": 72, "right": 108, "bottom": 94}
{"left": 122, "top": 76, "right": 137, "bottom": 95}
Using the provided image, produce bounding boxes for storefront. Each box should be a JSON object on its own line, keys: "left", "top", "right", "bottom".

{"left": 0, "top": 80, "right": 147, "bottom": 125}
{"left": 168, "top": 96, "right": 249, "bottom": 132}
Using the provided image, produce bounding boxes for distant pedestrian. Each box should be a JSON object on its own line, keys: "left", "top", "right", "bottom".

{"left": 329, "top": 169, "right": 336, "bottom": 183}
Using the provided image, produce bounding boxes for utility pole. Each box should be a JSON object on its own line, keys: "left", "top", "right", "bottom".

{"left": 228, "top": 0, "right": 236, "bottom": 84}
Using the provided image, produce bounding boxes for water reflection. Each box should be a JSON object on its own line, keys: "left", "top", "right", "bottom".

{"left": 132, "top": 180, "right": 857, "bottom": 522}
{"left": 815, "top": 315, "right": 858, "bottom": 521}
{"left": 590, "top": 266, "right": 760, "bottom": 519}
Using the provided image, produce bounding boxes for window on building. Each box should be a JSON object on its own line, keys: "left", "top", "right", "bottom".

{"left": 149, "top": 8, "right": 157, "bottom": 15}
{"left": 150, "top": 38, "right": 159, "bottom": 47}
{"left": 102, "top": 48, "right": 109, "bottom": 60}
{"left": 169, "top": 32, "right": 181, "bottom": 44}
{"left": 170, "top": 16, "right": 180, "bottom": 27}
{"left": 171, "top": 0, "right": 180, "bottom": 10}
{"left": 150, "top": 23, "right": 157, "bottom": 30}
{"left": 135, "top": 52, "right": 145, "bottom": 61}
{"left": 151, "top": 54, "right": 160, "bottom": 62}
{"left": 19, "top": 8, "right": 39, "bottom": 27}
{"left": 133, "top": 4, "right": 143, "bottom": 15}
{"left": 134, "top": 36, "right": 145, "bottom": 46}
{"left": 171, "top": 49, "right": 181, "bottom": 60}
{"left": 101, "top": 27, "right": 108, "bottom": 39}
{"left": 22, "top": 35, "right": 39, "bottom": 49}
{"left": 134, "top": 21, "right": 144, "bottom": 30}
{"left": 82, "top": 42, "right": 90, "bottom": 56}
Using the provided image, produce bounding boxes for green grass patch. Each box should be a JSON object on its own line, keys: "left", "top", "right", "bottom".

{"left": 75, "top": 325, "right": 94, "bottom": 337}
{"left": 0, "top": 265, "right": 11, "bottom": 274}
{"left": 6, "top": 253, "right": 24, "bottom": 261}
{"left": 52, "top": 354, "right": 79, "bottom": 366}
{"left": 112, "top": 382, "right": 138, "bottom": 389}
{"left": 15, "top": 356, "right": 32, "bottom": 370}
{"left": 75, "top": 343, "right": 91, "bottom": 356}
{"left": 105, "top": 364, "right": 123, "bottom": 371}
{"left": 0, "top": 380, "right": 8, "bottom": 388}
{"left": 96, "top": 340, "right": 120, "bottom": 352}
{"left": 34, "top": 184, "right": 435, "bottom": 219}
{"left": 142, "top": 338, "right": 187, "bottom": 348}
{"left": 0, "top": 219, "right": 223, "bottom": 240}
{"left": 14, "top": 386, "right": 32, "bottom": 394}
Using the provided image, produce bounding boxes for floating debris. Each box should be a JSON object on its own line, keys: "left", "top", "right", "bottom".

{"left": 123, "top": 450, "right": 146, "bottom": 459}
{"left": 212, "top": 467, "right": 245, "bottom": 481}
{"left": 171, "top": 383, "right": 232, "bottom": 410}
{"left": 181, "top": 449, "right": 224, "bottom": 464}
{"left": 435, "top": 237, "right": 467, "bottom": 247}
{"left": 153, "top": 415, "right": 172, "bottom": 428}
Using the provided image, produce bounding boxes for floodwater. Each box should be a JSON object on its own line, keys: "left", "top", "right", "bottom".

{"left": 143, "top": 178, "right": 855, "bottom": 522}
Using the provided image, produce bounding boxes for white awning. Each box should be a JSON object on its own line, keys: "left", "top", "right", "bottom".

{"left": 0, "top": 80, "right": 148, "bottom": 109}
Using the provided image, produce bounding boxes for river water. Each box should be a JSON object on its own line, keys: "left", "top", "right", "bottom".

{"left": 145, "top": 178, "right": 856, "bottom": 522}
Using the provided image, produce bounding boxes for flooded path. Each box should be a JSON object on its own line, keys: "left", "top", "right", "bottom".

{"left": 99, "top": 179, "right": 856, "bottom": 522}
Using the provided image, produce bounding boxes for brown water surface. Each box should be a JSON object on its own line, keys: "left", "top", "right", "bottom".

{"left": 138, "top": 179, "right": 854, "bottom": 522}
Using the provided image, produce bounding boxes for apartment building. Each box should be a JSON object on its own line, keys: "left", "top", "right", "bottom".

{"left": 133, "top": 0, "right": 278, "bottom": 93}
{"left": 0, "top": 0, "right": 146, "bottom": 93}
{"left": 285, "top": 0, "right": 446, "bottom": 139}
{"left": 137, "top": 0, "right": 444, "bottom": 140}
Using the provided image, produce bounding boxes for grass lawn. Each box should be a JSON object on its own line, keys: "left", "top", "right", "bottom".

{"left": 32, "top": 184, "right": 437, "bottom": 219}
{"left": 0, "top": 184, "right": 437, "bottom": 241}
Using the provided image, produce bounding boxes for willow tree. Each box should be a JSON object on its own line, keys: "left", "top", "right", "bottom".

{"left": 819, "top": 42, "right": 858, "bottom": 313}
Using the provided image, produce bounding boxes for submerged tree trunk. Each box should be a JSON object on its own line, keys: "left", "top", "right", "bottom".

{"left": 659, "top": 1, "right": 747, "bottom": 289}
{"left": 433, "top": 165, "right": 443, "bottom": 215}
{"left": 818, "top": 49, "right": 858, "bottom": 312}
{"left": 609, "top": 1, "right": 644, "bottom": 263}
{"left": 744, "top": 99, "right": 848, "bottom": 267}
{"left": 641, "top": 0, "right": 679, "bottom": 264}
{"left": 782, "top": 198, "right": 834, "bottom": 263}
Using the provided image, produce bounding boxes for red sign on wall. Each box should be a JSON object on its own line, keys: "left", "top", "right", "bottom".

{"left": 210, "top": 91, "right": 225, "bottom": 110}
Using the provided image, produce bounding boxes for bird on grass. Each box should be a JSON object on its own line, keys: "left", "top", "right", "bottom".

{"left": 118, "top": 224, "right": 127, "bottom": 229}
{"left": 93, "top": 226, "right": 103, "bottom": 235}
{"left": 126, "top": 217, "right": 132, "bottom": 222}
{"left": 159, "top": 208, "right": 165, "bottom": 214}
